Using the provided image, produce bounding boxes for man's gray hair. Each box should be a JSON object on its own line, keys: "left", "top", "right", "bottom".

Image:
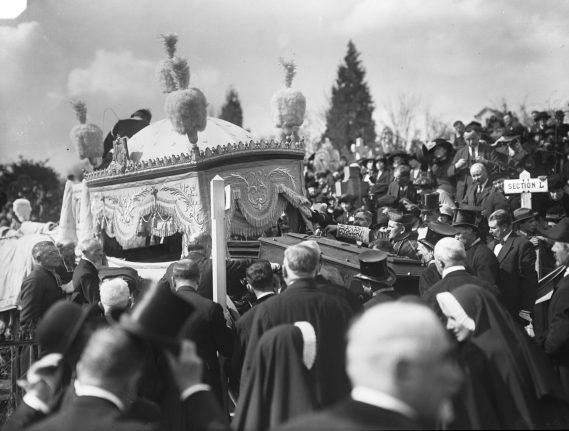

{"left": 284, "top": 242, "right": 320, "bottom": 275}
{"left": 99, "top": 278, "right": 130, "bottom": 311}
{"left": 79, "top": 237, "right": 102, "bottom": 253}
{"left": 469, "top": 163, "right": 486, "bottom": 175}
{"left": 434, "top": 237, "right": 466, "bottom": 267}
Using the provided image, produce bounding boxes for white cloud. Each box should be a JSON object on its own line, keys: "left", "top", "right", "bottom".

{"left": 67, "top": 49, "right": 155, "bottom": 100}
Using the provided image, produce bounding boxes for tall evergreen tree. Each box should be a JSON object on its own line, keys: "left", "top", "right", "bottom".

{"left": 219, "top": 87, "right": 243, "bottom": 127}
{"left": 323, "top": 41, "right": 376, "bottom": 154}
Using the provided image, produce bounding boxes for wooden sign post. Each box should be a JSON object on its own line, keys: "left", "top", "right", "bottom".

{"left": 503, "top": 170, "right": 548, "bottom": 209}
{"left": 210, "top": 175, "right": 227, "bottom": 308}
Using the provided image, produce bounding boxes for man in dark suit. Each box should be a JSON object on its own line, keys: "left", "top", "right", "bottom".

{"left": 71, "top": 238, "right": 104, "bottom": 305}
{"left": 172, "top": 259, "right": 234, "bottom": 404}
{"left": 19, "top": 241, "right": 65, "bottom": 329}
{"left": 452, "top": 206, "right": 500, "bottom": 286}
{"left": 26, "top": 326, "right": 230, "bottom": 431}
{"left": 275, "top": 302, "right": 463, "bottom": 431}
{"left": 101, "top": 109, "right": 151, "bottom": 168}
{"left": 422, "top": 237, "right": 499, "bottom": 310}
{"left": 448, "top": 122, "right": 504, "bottom": 201}
{"left": 461, "top": 163, "right": 509, "bottom": 218}
{"left": 387, "top": 212, "right": 419, "bottom": 260}
{"left": 381, "top": 165, "right": 418, "bottom": 210}
{"left": 229, "top": 260, "right": 276, "bottom": 393}
{"left": 241, "top": 241, "right": 356, "bottom": 408}
{"left": 488, "top": 209, "right": 538, "bottom": 326}
{"left": 536, "top": 218, "right": 569, "bottom": 395}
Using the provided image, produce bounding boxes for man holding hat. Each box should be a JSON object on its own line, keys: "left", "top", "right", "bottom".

{"left": 353, "top": 250, "right": 398, "bottom": 307}
{"left": 448, "top": 121, "right": 504, "bottom": 201}
{"left": 536, "top": 218, "right": 569, "bottom": 395}
{"left": 101, "top": 108, "right": 152, "bottom": 167}
{"left": 453, "top": 206, "right": 500, "bottom": 286}
{"left": 514, "top": 207, "right": 556, "bottom": 278}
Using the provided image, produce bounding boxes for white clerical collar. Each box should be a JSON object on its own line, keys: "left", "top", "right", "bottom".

{"left": 74, "top": 380, "right": 125, "bottom": 411}
{"left": 442, "top": 265, "right": 466, "bottom": 278}
{"left": 351, "top": 386, "right": 416, "bottom": 418}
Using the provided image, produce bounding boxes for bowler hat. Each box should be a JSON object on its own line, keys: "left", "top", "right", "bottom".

{"left": 424, "top": 138, "right": 454, "bottom": 155}
{"left": 513, "top": 207, "right": 538, "bottom": 224}
{"left": 354, "top": 250, "right": 396, "bottom": 286}
{"left": 36, "top": 301, "right": 98, "bottom": 356}
{"left": 339, "top": 193, "right": 356, "bottom": 204}
{"left": 452, "top": 206, "right": 481, "bottom": 228}
{"left": 119, "top": 282, "right": 194, "bottom": 353}
{"left": 539, "top": 217, "right": 569, "bottom": 243}
{"left": 418, "top": 221, "right": 457, "bottom": 249}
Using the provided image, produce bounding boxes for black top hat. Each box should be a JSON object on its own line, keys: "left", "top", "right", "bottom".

{"left": 419, "top": 192, "right": 440, "bottom": 211}
{"left": 540, "top": 217, "right": 569, "bottom": 243}
{"left": 452, "top": 205, "right": 481, "bottom": 228}
{"left": 130, "top": 109, "right": 151, "bottom": 123}
{"left": 513, "top": 207, "right": 538, "bottom": 224}
{"left": 119, "top": 282, "right": 195, "bottom": 353}
{"left": 36, "top": 301, "right": 98, "bottom": 356}
{"left": 354, "top": 250, "right": 396, "bottom": 286}
{"left": 535, "top": 111, "right": 551, "bottom": 121}
{"left": 548, "top": 174, "right": 566, "bottom": 191}
{"left": 418, "top": 221, "right": 457, "bottom": 249}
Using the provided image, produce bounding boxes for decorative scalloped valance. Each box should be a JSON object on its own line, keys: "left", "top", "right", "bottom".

{"left": 89, "top": 163, "right": 309, "bottom": 249}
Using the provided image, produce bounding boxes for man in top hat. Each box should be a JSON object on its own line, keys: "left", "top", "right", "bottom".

{"left": 387, "top": 211, "right": 419, "bottom": 260}
{"left": 461, "top": 163, "right": 509, "bottom": 219}
{"left": 536, "top": 218, "right": 569, "bottom": 395}
{"left": 422, "top": 238, "right": 499, "bottom": 311}
{"left": 353, "top": 250, "right": 398, "bottom": 308}
{"left": 514, "top": 207, "right": 556, "bottom": 278}
{"left": 448, "top": 122, "right": 504, "bottom": 202}
{"left": 101, "top": 109, "right": 152, "bottom": 167}
{"left": 417, "top": 191, "right": 441, "bottom": 225}
{"left": 71, "top": 238, "right": 105, "bottom": 306}
{"left": 452, "top": 206, "right": 500, "bottom": 286}
{"left": 417, "top": 222, "right": 457, "bottom": 296}
{"left": 171, "top": 259, "right": 234, "bottom": 405}
{"left": 488, "top": 209, "right": 538, "bottom": 327}
{"left": 241, "top": 242, "right": 356, "bottom": 408}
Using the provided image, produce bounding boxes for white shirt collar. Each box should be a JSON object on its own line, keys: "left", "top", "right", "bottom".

{"left": 351, "top": 386, "right": 416, "bottom": 418}
{"left": 81, "top": 255, "right": 96, "bottom": 266}
{"left": 442, "top": 265, "right": 466, "bottom": 278}
{"left": 74, "top": 380, "right": 125, "bottom": 411}
{"left": 256, "top": 291, "right": 274, "bottom": 300}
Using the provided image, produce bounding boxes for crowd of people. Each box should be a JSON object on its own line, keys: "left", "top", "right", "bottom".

{"left": 5, "top": 109, "right": 569, "bottom": 430}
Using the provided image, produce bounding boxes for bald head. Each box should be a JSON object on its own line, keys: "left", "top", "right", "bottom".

{"left": 347, "top": 302, "right": 460, "bottom": 419}
{"left": 470, "top": 163, "right": 488, "bottom": 185}
{"left": 434, "top": 237, "right": 466, "bottom": 275}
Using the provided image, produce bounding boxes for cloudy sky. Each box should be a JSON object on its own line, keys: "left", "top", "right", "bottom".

{"left": 1, "top": 0, "right": 569, "bottom": 174}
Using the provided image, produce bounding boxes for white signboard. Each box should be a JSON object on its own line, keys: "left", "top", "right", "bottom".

{"left": 503, "top": 177, "right": 548, "bottom": 194}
